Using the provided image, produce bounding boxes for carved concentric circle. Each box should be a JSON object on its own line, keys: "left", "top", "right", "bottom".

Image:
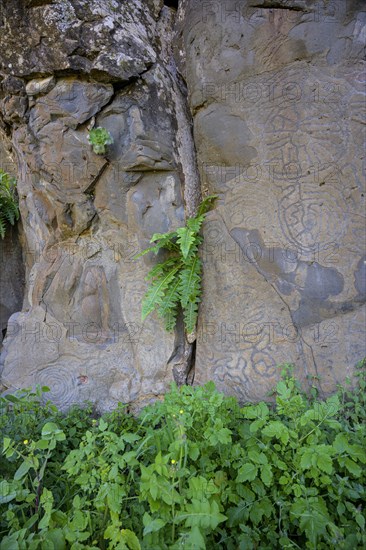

{"left": 35, "top": 365, "right": 79, "bottom": 410}
{"left": 279, "top": 183, "right": 347, "bottom": 253}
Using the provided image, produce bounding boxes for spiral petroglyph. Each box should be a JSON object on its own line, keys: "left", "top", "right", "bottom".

{"left": 35, "top": 366, "right": 79, "bottom": 411}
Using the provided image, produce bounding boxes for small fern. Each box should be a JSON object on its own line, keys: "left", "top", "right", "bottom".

{"left": 0, "top": 169, "right": 19, "bottom": 239}
{"left": 135, "top": 195, "right": 217, "bottom": 336}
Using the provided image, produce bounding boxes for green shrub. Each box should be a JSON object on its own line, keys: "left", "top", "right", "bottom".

{"left": 0, "top": 169, "right": 19, "bottom": 239}
{"left": 0, "top": 361, "right": 365, "bottom": 549}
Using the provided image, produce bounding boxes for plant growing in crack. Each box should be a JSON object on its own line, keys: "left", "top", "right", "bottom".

{"left": 87, "top": 127, "right": 113, "bottom": 155}
{"left": 134, "top": 195, "right": 217, "bottom": 340}
{"left": 0, "top": 169, "right": 19, "bottom": 239}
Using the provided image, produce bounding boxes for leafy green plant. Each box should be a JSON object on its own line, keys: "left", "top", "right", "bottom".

{"left": 134, "top": 195, "right": 217, "bottom": 335}
{"left": 1, "top": 362, "right": 365, "bottom": 549}
{"left": 0, "top": 169, "right": 19, "bottom": 239}
{"left": 87, "top": 127, "right": 114, "bottom": 155}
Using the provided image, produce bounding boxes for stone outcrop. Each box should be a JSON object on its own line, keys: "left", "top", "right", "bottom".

{"left": 0, "top": 0, "right": 196, "bottom": 411}
{"left": 0, "top": 0, "right": 365, "bottom": 409}
{"left": 176, "top": 0, "right": 366, "bottom": 399}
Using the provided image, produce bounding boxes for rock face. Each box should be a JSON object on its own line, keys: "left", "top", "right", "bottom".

{"left": 0, "top": 0, "right": 365, "bottom": 409}
{"left": 0, "top": 0, "right": 196, "bottom": 411}
{"left": 177, "top": 0, "right": 366, "bottom": 399}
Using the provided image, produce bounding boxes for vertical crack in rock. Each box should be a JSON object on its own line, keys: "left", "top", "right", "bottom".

{"left": 158, "top": 6, "right": 202, "bottom": 218}
{"left": 157, "top": 5, "right": 202, "bottom": 384}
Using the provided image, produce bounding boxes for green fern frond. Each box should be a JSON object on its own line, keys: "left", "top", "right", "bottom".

{"left": 145, "top": 257, "right": 181, "bottom": 281}
{"left": 150, "top": 231, "right": 177, "bottom": 243}
{"left": 197, "top": 194, "right": 218, "bottom": 217}
{"left": 158, "top": 277, "right": 181, "bottom": 331}
{"left": 133, "top": 232, "right": 179, "bottom": 259}
{"left": 135, "top": 195, "right": 217, "bottom": 334}
{"left": 176, "top": 226, "right": 195, "bottom": 259}
{"left": 183, "top": 299, "right": 200, "bottom": 334}
{"left": 179, "top": 256, "right": 202, "bottom": 308}
{"left": 0, "top": 170, "right": 19, "bottom": 239}
{"left": 141, "top": 265, "right": 180, "bottom": 321}
{"left": 186, "top": 215, "right": 205, "bottom": 234}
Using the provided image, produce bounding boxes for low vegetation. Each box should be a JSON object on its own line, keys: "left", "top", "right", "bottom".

{"left": 0, "top": 361, "right": 365, "bottom": 549}
{"left": 0, "top": 169, "right": 19, "bottom": 239}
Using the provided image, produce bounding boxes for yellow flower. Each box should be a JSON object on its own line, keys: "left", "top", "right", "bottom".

{"left": 171, "top": 459, "right": 176, "bottom": 464}
{"left": 23, "top": 439, "right": 29, "bottom": 445}
{"left": 179, "top": 409, "right": 184, "bottom": 414}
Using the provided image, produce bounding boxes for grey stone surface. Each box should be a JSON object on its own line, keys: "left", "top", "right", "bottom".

{"left": 0, "top": 2, "right": 192, "bottom": 411}
{"left": 0, "top": 0, "right": 365, "bottom": 409}
{"left": 0, "top": 0, "right": 160, "bottom": 82}
{"left": 177, "top": 0, "right": 366, "bottom": 399}
{"left": 26, "top": 77, "right": 56, "bottom": 97}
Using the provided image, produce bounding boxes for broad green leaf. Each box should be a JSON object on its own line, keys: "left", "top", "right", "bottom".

{"left": 3, "top": 437, "right": 11, "bottom": 452}
{"left": 42, "top": 422, "right": 60, "bottom": 436}
{"left": 262, "top": 421, "right": 289, "bottom": 445}
{"left": 35, "top": 439, "right": 49, "bottom": 450}
{"left": 236, "top": 463, "right": 258, "bottom": 482}
{"left": 14, "top": 460, "right": 32, "bottom": 481}
{"left": 4, "top": 394, "right": 19, "bottom": 403}
{"left": 300, "top": 448, "right": 313, "bottom": 470}
{"left": 177, "top": 499, "right": 227, "bottom": 530}
{"left": 0, "top": 481, "right": 17, "bottom": 504}
{"left": 242, "top": 402, "right": 269, "bottom": 420}
{"left": 333, "top": 433, "right": 349, "bottom": 453}
{"left": 184, "top": 526, "right": 205, "bottom": 549}
{"left": 355, "top": 513, "right": 365, "bottom": 530}
{"left": 44, "top": 529, "right": 66, "bottom": 550}
{"left": 248, "top": 450, "right": 267, "bottom": 464}
{"left": 121, "top": 529, "right": 141, "bottom": 550}
{"left": 143, "top": 518, "right": 166, "bottom": 536}
{"left": 260, "top": 464, "right": 273, "bottom": 486}
{"left": 98, "top": 418, "right": 108, "bottom": 432}
{"left": 317, "top": 453, "right": 333, "bottom": 474}
{"left": 344, "top": 457, "right": 362, "bottom": 477}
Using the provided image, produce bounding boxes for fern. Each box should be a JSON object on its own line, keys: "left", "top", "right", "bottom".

{"left": 179, "top": 256, "right": 201, "bottom": 309}
{"left": 134, "top": 232, "right": 179, "bottom": 258}
{"left": 141, "top": 265, "right": 181, "bottom": 321}
{"left": 157, "top": 277, "right": 181, "bottom": 331}
{"left": 0, "top": 170, "right": 19, "bottom": 239}
{"left": 135, "top": 195, "right": 217, "bottom": 335}
{"left": 176, "top": 226, "right": 195, "bottom": 259}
